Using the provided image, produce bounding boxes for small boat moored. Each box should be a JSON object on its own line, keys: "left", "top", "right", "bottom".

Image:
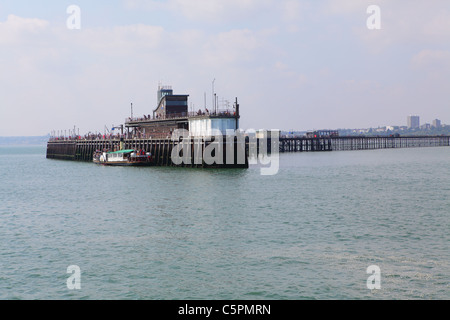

{"left": 93, "top": 149, "right": 153, "bottom": 166}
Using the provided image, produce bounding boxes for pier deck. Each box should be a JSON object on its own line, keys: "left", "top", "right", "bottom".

{"left": 278, "top": 135, "right": 450, "bottom": 153}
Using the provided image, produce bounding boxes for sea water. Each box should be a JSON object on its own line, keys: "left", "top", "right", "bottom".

{"left": 0, "top": 145, "right": 448, "bottom": 299}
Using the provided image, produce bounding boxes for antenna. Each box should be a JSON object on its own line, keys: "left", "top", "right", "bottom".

{"left": 212, "top": 78, "right": 216, "bottom": 112}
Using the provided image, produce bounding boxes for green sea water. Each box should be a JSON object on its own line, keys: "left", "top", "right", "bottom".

{"left": 0, "top": 145, "right": 448, "bottom": 299}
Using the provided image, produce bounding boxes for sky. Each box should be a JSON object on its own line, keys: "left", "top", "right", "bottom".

{"left": 0, "top": 0, "right": 450, "bottom": 136}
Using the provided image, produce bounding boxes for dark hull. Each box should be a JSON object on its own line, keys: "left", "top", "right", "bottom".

{"left": 93, "top": 160, "right": 153, "bottom": 167}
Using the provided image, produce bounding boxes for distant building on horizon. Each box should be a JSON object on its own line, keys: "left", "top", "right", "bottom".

{"left": 407, "top": 115, "right": 420, "bottom": 129}
{"left": 432, "top": 119, "right": 442, "bottom": 128}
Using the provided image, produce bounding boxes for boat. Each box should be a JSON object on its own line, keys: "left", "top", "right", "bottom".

{"left": 93, "top": 149, "right": 153, "bottom": 166}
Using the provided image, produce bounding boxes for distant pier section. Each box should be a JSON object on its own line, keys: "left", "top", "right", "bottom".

{"left": 278, "top": 130, "right": 450, "bottom": 152}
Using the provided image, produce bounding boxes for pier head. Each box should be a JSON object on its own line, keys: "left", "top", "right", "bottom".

{"left": 47, "top": 86, "right": 248, "bottom": 168}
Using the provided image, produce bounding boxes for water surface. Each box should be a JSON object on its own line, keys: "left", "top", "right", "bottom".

{"left": 0, "top": 146, "right": 448, "bottom": 299}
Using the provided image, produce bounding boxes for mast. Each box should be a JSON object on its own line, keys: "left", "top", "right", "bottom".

{"left": 235, "top": 97, "right": 239, "bottom": 129}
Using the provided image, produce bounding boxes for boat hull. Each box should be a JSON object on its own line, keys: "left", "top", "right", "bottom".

{"left": 93, "top": 160, "right": 153, "bottom": 167}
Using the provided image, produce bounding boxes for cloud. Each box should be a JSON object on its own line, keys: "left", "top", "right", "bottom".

{"left": 169, "top": 0, "right": 272, "bottom": 22}
{"left": 282, "top": 0, "right": 303, "bottom": 21}
{"left": 0, "top": 14, "right": 50, "bottom": 45}
{"left": 0, "top": 12, "right": 275, "bottom": 135}
{"left": 411, "top": 50, "right": 450, "bottom": 70}
{"left": 201, "top": 29, "right": 260, "bottom": 65}
{"left": 421, "top": 10, "right": 450, "bottom": 40}
{"left": 123, "top": 0, "right": 166, "bottom": 11}
{"left": 323, "top": 0, "right": 372, "bottom": 15}
{"left": 123, "top": 0, "right": 307, "bottom": 27}
{"left": 2, "top": 2, "right": 450, "bottom": 135}
{"left": 123, "top": 0, "right": 271, "bottom": 23}
{"left": 319, "top": 1, "right": 450, "bottom": 54}
{"left": 75, "top": 24, "right": 165, "bottom": 55}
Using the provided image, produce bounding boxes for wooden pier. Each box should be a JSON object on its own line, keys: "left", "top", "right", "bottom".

{"left": 47, "top": 135, "right": 450, "bottom": 168}
{"left": 46, "top": 137, "right": 249, "bottom": 168}
{"left": 278, "top": 135, "right": 450, "bottom": 153}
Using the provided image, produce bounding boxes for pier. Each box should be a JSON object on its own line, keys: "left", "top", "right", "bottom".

{"left": 47, "top": 134, "right": 450, "bottom": 167}
{"left": 46, "top": 136, "right": 249, "bottom": 168}
{"left": 46, "top": 86, "right": 450, "bottom": 166}
{"left": 278, "top": 135, "right": 450, "bottom": 153}
{"left": 46, "top": 85, "right": 249, "bottom": 168}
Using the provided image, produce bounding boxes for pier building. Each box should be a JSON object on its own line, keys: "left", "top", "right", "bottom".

{"left": 125, "top": 85, "right": 240, "bottom": 139}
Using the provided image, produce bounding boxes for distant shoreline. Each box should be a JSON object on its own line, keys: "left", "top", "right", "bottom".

{"left": 0, "top": 136, "right": 49, "bottom": 146}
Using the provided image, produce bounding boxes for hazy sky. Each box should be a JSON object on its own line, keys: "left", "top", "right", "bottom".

{"left": 1, "top": 0, "right": 449, "bottom": 136}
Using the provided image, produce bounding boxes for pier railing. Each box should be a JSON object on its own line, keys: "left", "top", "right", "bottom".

{"left": 126, "top": 109, "right": 238, "bottom": 124}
